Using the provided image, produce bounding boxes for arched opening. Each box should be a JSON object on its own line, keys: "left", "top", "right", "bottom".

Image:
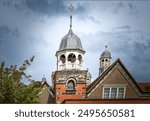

{"left": 68, "top": 53, "right": 76, "bottom": 63}
{"left": 66, "top": 79, "right": 76, "bottom": 94}
{"left": 60, "top": 54, "right": 66, "bottom": 63}
{"left": 66, "top": 80, "right": 75, "bottom": 90}
{"left": 78, "top": 54, "right": 82, "bottom": 64}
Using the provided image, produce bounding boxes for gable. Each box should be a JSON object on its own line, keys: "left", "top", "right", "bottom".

{"left": 40, "top": 87, "right": 55, "bottom": 104}
{"left": 87, "top": 59, "right": 143, "bottom": 99}
{"left": 41, "top": 81, "right": 50, "bottom": 88}
{"left": 40, "top": 80, "right": 55, "bottom": 103}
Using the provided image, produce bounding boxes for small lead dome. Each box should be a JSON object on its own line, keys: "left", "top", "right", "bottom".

{"left": 100, "top": 46, "right": 111, "bottom": 59}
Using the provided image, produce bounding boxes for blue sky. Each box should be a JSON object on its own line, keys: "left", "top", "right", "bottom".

{"left": 0, "top": 0, "right": 150, "bottom": 84}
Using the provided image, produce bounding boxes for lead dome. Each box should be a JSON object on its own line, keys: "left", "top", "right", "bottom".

{"left": 58, "top": 28, "right": 83, "bottom": 51}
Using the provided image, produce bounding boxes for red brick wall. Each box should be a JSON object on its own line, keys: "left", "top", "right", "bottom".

{"left": 56, "top": 83, "right": 86, "bottom": 103}
{"left": 54, "top": 70, "right": 87, "bottom": 103}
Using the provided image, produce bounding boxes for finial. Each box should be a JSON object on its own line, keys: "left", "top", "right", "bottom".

{"left": 68, "top": 4, "right": 74, "bottom": 29}
{"left": 70, "top": 15, "right": 72, "bottom": 28}
{"left": 105, "top": 45, "right": 107, "bottom": 49}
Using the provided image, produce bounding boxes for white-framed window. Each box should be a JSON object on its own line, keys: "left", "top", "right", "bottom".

{"left": 111, "top": 87, "right": 117, "bottom": 99}
{"left": 118, "top": 87, "right": 125, "bottom": 99}
{"left": 103, "top": 87, "right": 126, "bottom": 99}
{"left": 103, "top": 88, "right": 110, "bottom": 99}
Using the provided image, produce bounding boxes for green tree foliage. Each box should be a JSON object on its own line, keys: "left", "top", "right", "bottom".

{"left": 0, "top": 56, "right": 41, "bottom": 104}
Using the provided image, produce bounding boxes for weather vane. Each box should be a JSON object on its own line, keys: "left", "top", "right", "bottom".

{"left": 68, "top": 4, "right": 74, "bottom": 12}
